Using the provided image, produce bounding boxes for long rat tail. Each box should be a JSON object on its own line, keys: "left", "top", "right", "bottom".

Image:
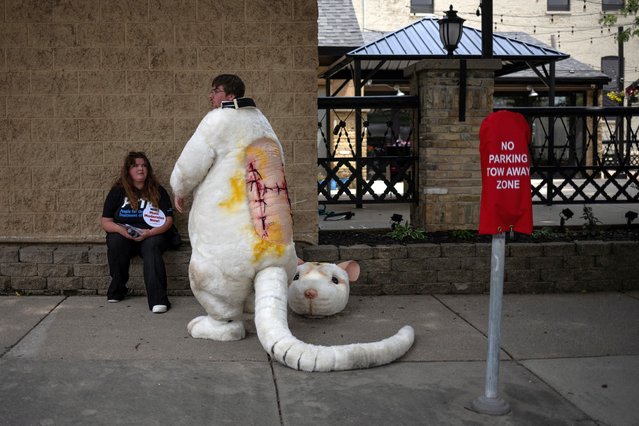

{"left": 254, "top": 266, "right": 415, "bottom": 372}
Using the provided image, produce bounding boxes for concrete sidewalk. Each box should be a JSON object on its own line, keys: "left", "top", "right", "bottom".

{"left": 1, "top": 292, "right": 638, "bottom": 425}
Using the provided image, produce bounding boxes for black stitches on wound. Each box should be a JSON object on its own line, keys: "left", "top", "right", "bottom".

{"left": 246, "top": 160, "right": 289, "bottom": 239}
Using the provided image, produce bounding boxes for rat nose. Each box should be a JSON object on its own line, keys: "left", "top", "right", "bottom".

{"left": 304, "top": 289, "right": 317, "bottom": 300}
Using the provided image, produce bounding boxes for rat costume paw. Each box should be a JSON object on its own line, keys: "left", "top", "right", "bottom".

{"left": 187, "top": 315, "right": 246, "bottom": 341}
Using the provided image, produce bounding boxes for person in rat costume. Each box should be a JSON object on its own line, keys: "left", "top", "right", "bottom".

{"left": 171, "top": 74, "right": 414, "bottom": 371}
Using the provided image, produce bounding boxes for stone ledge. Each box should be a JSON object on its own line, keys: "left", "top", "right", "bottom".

{"left": 0, "top": 241, "right": 637, "bottom": 296}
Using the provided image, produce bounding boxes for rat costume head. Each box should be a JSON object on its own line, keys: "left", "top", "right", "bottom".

{"left": 288, "top": 261, "right": 360, "bottom": 318}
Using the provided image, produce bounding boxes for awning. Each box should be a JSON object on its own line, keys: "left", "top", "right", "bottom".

{"left": 322, "top": 17, "right": 570, "bottom": 80}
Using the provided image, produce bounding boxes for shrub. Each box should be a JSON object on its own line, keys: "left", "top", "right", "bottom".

{"left": 387, "top": 222, "right": 427, "bottom": 242}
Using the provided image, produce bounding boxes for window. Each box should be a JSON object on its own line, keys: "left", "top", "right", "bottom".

{"left": 411, "top": 0, "right": 434, "bottom": 14}
{"left": 602, "top": 0, "right": 624, "bottom": 11}
{"left": 601, "top": 56, "right": 620, "bottom": 90}
{"left": 547, "top": 0, "right": 570, "bottom": 12}
{"left": 601, "top": 56, "right": 620, "bottom": 106}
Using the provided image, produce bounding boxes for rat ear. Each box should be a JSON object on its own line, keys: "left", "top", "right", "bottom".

{"left": 297, "top": 258, "right": 304, "bottom": 265}
{"left": 337, "top": 260, "right": 360, "bottom": 283}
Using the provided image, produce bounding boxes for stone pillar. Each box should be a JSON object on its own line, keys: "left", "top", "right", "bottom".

{"left": 406, "top": 59, "right": 502, "bottom": 231}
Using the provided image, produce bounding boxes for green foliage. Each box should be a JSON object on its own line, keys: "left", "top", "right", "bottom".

{"left": 599, "top": 0, "right": 639, "bottom": 42}
{"left": 387, "top": 222, "right": 427, "bottom": 242}
{"left": 581, "top": 207, "right": 602, "bottom": 230}
{"left": 531, "top": 227, "right": 559, "bottom": 240}
{"left": 450, "top": 229, "right": 474, "bottom": 240}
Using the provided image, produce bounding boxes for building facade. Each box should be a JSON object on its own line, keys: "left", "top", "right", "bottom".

{"left": 318, "top": 0, "right": 634, "bottom": 231}
{"left": 351, "top": 0, "right": 639, "bottom": 100}
{"left": 0, "top": 0, "right": 319, "bottom": 245}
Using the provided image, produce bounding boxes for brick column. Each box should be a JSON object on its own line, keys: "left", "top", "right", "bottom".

{"left": 406, "top": 59, "right": 502, "bottom": 231}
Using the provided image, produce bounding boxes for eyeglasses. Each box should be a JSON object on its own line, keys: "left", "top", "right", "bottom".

{"left": 210, "top": 87, "right": 225, "bottom": 95}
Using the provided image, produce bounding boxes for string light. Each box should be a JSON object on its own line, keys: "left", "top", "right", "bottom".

{"left": 559, "top": 33, "right": 618, "bottom": 44}
{"left": 452, "top": 7, "right": 619, "bottom": 19}
{"left": 460, "top": 15, "right": 630, "bottom": 37}
{"left": 558, "top": 31, "right": 561, "bottom": 48}
{"left": 447, "top": 5, "right": 639, "bottom": 76}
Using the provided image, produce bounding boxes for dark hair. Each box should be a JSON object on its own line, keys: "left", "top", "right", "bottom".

{"left": 212, "top": 74, "right": 245, "bottom": 98}
{"left": 113, "top": 151, "right": 161, "bottom": 210}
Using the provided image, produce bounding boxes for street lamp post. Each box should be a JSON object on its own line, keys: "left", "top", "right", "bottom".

{"left": 438, "top": 5, "right": 465, "bottom": 57}
{"left": 438, "top": 5, "right": 467, "bottom": 121}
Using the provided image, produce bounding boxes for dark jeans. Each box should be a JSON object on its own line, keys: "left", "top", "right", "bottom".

{"left": 106, "top": 233, "right": 171, "bottom": 310}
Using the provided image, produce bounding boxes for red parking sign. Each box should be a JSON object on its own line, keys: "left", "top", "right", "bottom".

{"left": 479, "top": 111, "right": 533, "bottom": 235}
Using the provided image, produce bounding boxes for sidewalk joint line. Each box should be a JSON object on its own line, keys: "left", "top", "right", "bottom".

{"left": 623, "top": 291, "right": 639, "bottom": 302}
{"left": 267, "top": 354, "right": 285, "bottom": 426}
{"left": 1, "top": 296, "right": 69, "bottom": 358}
{"left": 432, "top": 295, "right": 598, "bottom": 423}
{"left": 510, "top": 357, "right": 596, "bottom": 422}
{"left": 431, "top": 295, "right": 516, "bottom": 361}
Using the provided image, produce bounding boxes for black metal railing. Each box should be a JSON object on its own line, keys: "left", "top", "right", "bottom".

{"left": 497, "top": 106, "right": 639, "bottom": 204}
{"left": 318, "top": 96, "right": 419, "bottom": 205}
{"left": 317, "top": 155, "right": 418, "bottom": 204}
{"left": 316, "top": 99, "right": 639, "bottom": 206}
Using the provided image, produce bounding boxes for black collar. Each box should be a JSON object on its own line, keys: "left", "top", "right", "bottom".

{"left": 221, "top": 97, "right": 257, "bottom": 109}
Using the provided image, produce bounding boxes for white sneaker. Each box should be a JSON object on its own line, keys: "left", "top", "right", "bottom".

{"left": 107, "top": 299, "right": 121, "bottom": 303}
{"left": 152, "top": 305, "right": 168, "bottom": 313}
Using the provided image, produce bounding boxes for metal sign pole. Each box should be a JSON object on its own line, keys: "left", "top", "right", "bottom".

{"left": 471, "top": 232, "right": 510, "bottom": 415}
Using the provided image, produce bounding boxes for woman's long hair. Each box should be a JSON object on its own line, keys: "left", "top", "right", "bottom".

{"left": 113, "top": 151, "right": 161, "bottom": 210}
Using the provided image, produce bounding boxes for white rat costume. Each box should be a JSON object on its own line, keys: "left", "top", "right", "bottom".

{"left": 171, "top": 99, "right": 414, "bottom": 371}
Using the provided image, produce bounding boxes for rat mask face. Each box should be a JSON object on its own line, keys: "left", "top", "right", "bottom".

{"left": 288, "top": 261, "right": 359, "bottom": 317}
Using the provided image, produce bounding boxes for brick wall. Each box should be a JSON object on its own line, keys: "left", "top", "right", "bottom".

{"left": 0, "top": 0, "right": 319, "bottom": 245}
{"left": 302, "top": 241, "right": 639, "bottom": 295}
{"left": 2, "top": 241, "right": 637, "bottom": 296}
{"left": 407, "top": 59, "right": 502, "bottom": 231}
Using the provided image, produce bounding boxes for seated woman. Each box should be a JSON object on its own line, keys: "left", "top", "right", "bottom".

{"left": 101, "top": 152, "right": 174, "bottom": 313}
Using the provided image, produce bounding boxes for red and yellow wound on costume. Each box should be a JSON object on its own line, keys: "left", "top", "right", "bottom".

{"left": 244, "top": 138, "right": 293, "bottom": 261}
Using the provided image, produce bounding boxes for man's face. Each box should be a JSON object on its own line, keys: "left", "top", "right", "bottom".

{"left": 208, "top": 85, "right": 234, "bottom": 109}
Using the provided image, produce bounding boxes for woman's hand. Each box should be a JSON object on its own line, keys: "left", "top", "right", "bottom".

{"left": 136, "top": 228, "right": 154, "bottom": 241}
{"left": 130, "top": 231, "right": 145, "bottom": 241}
{"left": 137, "top": 216, "right": 174, "bottom": 241}
{"left": 101, "top": 216, "right": 173, "bottom": 241}
{"left": 101, "top": 217, "right": 131, "bottom": 238}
